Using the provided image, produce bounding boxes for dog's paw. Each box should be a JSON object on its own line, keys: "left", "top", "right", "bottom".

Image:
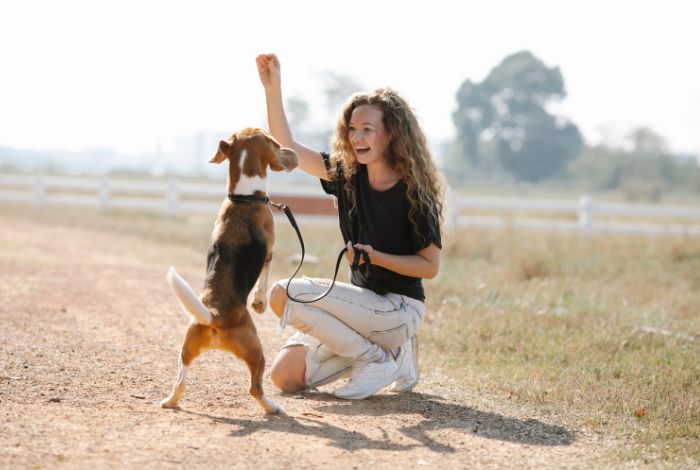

{"left": 265, "top": 404, "right": 286, "bottom": 415}
{"left": 251, "top": 299, "right": 266, "bottom": 314}
{"left": 160, "top": 398, "right": 179, "bottom": 409}
{"left": 260, "top": 396, "right": 285, "bottom": 415}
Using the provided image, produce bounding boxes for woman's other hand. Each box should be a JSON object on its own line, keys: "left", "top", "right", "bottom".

{"left": 345, "top": 241, "right": 374, "bottom": 266}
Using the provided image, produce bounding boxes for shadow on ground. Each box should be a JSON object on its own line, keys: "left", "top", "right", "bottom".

{"left": 179, "top": 391, "right": 575, "bottom": 453}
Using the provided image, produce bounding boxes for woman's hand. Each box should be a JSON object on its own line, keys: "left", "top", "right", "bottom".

{"left": 345, "top": 242, "right": 441, "bottom": 279}
{"left": 256, "top": 53, "right": 281, "bottom": 91}
{"left": 345, "top": 241, "right": 374, "bottom": 266}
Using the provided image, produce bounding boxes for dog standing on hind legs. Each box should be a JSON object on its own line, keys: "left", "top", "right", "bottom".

{"left": 161, "top": 127, "right": 298, "bottom": 414}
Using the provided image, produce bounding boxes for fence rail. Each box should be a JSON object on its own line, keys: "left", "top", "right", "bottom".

{"left": 1, "top": 174, "right": 699, "bottom": 235}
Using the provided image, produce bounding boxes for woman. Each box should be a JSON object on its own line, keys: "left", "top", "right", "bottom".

{"left": 256, "top": 53, "right": 444, "bottom": 400}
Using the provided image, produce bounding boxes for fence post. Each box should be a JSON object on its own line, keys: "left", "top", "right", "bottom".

{"left": 99, "top": 177, "right": 110, "bottom": 210}
{"left": 33, "top": 176, "right": 46, "bottom": 208}
{"left": 448, "top": 187, "right": 460, "bottom": 230}
{"left": 166, "top": 180, "right": 179, "bottom": 217}
{"left": 578, "top": 195, "right": 593, "bottom": 230}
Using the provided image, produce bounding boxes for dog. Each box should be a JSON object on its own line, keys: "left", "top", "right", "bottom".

{"left": 161, "top": 127, "right": 298, "bottom": 414}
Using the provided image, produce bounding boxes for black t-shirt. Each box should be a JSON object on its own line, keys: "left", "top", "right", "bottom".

{"left": 320, "top": 152, "right": 441, "bottom": 301}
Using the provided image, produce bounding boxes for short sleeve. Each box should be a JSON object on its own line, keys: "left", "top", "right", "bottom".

{"left": 319, "top": 152, "right": 340, "bottom": 195}
{"left": 410, "top": 204, "right": 442, "bottom": 252}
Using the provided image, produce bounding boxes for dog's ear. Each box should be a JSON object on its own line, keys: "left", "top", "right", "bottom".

{"left": 210, "top": 137, "right": 236, "bottom": 164}
{"left": 259, "top": 135, "right": 298, "bottom": 172}
{"left": 268, "top": 147, "right": 299, "bottom": 172}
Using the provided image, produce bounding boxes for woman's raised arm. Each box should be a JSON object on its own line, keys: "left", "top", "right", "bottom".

{"left": 256, "top": 53, "right": 330, "bottom": 180}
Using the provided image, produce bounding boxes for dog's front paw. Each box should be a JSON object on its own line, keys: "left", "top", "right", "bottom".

{"left": 251, "top": 298, "right": 266, "bottom": 314}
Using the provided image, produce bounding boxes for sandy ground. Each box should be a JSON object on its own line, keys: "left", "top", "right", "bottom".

{"left": 0, "top": 213, "right": 624, "bottom": 469}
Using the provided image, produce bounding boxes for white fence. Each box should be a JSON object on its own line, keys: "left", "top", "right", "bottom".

{"left": 454, "top": 195, "right": 700, "bottom": 235}
{"left": 0, "top": 174, "right": 232, "bottom": 215}
{"left": 1, "top": 174, "right": 699, "bottom": 235}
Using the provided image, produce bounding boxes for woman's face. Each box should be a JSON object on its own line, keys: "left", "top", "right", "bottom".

{"left": 347, "top": 104, "right": 391, "bottom": 166}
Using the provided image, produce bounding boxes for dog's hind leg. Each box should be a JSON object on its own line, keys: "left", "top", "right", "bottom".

{"left": 225, "top": 323, "right": 285, "bottom": 415}
{"left": 161, "top": 323, "right": 209, "bottom": 409}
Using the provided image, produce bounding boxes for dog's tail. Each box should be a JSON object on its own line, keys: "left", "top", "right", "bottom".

{"left": 166, "top": 267, "right": 212, "bottom": 325}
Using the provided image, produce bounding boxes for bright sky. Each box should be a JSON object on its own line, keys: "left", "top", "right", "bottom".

{"left": 1, "top": 0, "right": 698, "bottom": 156}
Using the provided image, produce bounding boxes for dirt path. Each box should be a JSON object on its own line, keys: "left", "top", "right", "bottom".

{"left": 0, "top": 214, "right": 620, "bottom": 469}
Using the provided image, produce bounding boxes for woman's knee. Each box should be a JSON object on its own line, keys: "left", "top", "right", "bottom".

{"left": 270, "top": 346, "right": 307, "bottom": 393}
{"left": 269, "top": 282, "right": 288, "bottom": 318}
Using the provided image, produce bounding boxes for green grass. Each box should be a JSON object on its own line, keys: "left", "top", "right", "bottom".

{"left": 3, "top": 203, "right": 699, "bottom": 464}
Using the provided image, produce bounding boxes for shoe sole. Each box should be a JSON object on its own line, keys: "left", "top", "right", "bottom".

{"left": 334, "top": 368, "right": 402, "bottom": 400}
{"left": 389, "top": 377, "right": 418, "bottom": 393}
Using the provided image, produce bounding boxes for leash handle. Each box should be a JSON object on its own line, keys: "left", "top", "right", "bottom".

{"left": 270, "top": 202, "right": 367, "bottom": 304}
{"left": 351, "top": 248, "right": 370, "bottom": 271}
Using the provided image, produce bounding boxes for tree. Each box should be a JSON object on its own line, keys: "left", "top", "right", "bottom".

{"left": 286, "top": 96, "right": 310, "bottom": 132}
{"left": 452, "top": 79, "right": 488, "bottom": 166}
{"left": 319, "top": 71, "right": 364, "bottom": 121}
{"left": 278, "top": 72, "right": 364, "bottom": 155}
{"left": 452, "top": 51, "right": 583, "bottom": 182}
{"left": 314, "top": 71, "right": 364, "bottom": 149}
{"left": 567, "top": 126, "right": 698, "bottom": 201}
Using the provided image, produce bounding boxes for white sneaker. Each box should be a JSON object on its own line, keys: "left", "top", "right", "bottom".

{"left": 389, "top": 335, "right": 419, "bottom": 393}
{"left": 333, "top": 357, "right": 400, "bottom": 400}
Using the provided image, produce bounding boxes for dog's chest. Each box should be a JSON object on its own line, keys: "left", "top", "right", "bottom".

{"left": 206, "top": 233, "right": 267, "bottom": 296}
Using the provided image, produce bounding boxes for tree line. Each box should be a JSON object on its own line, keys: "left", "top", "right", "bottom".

{"left": 1, "top": 50, "right": 697, "bottom": 200}
{"left": 445, "top": 50, "right": 700, "bottom": 200}
{"left": 289, "top": 50, "right": 699, "bottom": 200}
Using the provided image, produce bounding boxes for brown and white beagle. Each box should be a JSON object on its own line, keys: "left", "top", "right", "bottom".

{"left": 161, "top": 127, "right": 298, "bottom": 414}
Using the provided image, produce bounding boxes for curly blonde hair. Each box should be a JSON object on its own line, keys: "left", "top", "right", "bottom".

{"left": 330, "top": 87, "right": 445, "bottom": 239}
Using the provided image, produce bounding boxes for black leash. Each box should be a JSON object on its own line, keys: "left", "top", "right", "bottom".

{"left": 228, "top": 193, "right": 369, "bottom": 304}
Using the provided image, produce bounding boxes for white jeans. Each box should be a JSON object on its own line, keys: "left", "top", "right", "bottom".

{"left": 275, "top": 277, "right": 424, "bottom": 388}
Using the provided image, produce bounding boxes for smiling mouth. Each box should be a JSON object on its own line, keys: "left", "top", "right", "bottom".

{"left": 356, "top": 147, "right": 370, "bottom": 155}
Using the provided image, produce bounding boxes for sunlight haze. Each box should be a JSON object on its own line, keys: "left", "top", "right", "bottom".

{"left": 1, "top": 0, "right": 698, "bottom": 157}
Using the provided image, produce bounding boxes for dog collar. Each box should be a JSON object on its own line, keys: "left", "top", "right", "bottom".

{"left": 227, "top": 193, "right": 270, "bottom": 204}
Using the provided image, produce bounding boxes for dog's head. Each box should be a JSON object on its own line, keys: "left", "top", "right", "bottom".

{"left": 210, "top": 127, "right": 298, "bottom": 194}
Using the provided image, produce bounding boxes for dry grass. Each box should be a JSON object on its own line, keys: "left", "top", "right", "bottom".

{"left": 3, "top": 203, "right": 699, "bottom": 465}
{"left": 425, "top": 228, "right": 700, "bottom": 463}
